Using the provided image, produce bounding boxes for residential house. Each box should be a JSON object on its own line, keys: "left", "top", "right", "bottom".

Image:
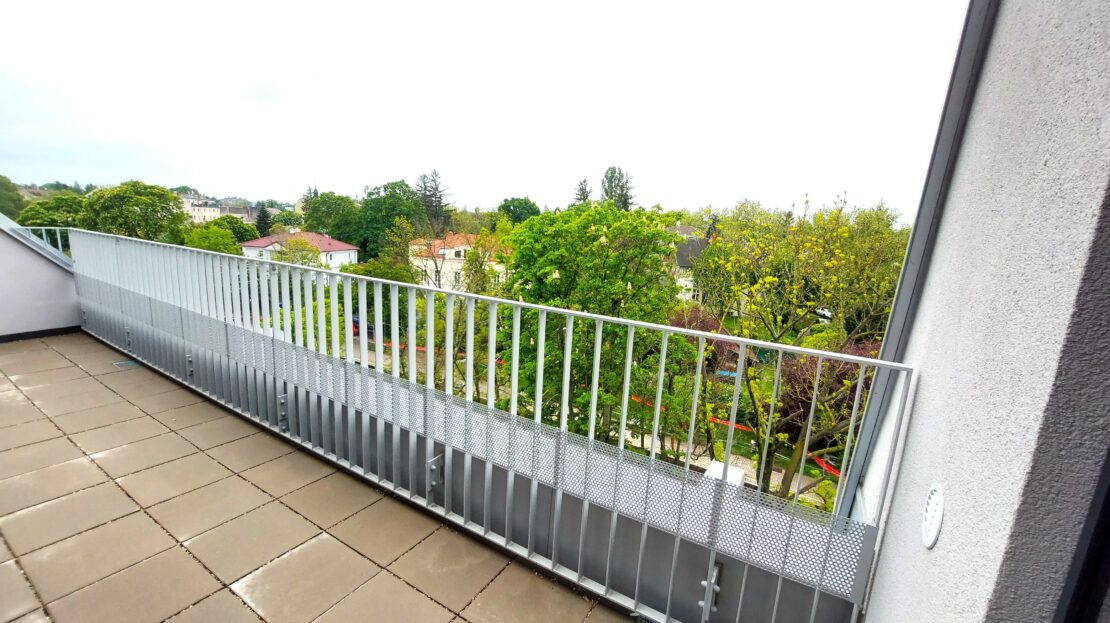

{"left": 409, "top": 232, "right": 503, "bottom": 290}
{"left": 239, "top": 231, "right": 358, "bottom": 269}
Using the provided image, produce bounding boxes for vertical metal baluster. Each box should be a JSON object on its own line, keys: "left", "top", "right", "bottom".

{"left": 526, "top": 310, "right": 547, "bottom": 558}
{"left": 249, "top": 261, "right": 264, "bottom": 423}
{"left": 757, "top": 352, "right": 785, "bottom": 493}
{"left": 425, "top": 289, "right": 436, "bottom": 506}
{"left": 407, "top": 286, "right": 418, "bottom": 497}
{"left": 267, "top": 264, "right": 281, "bottom": 426}
{"left": 239, "top": 260, "right": 255, "bottom": 418}
{"left": 550, "top": 315, "right": 574, "bottom": 570}
{"left": 373, "top": 281, "right": 385, "bottom": 479}
{"left": 292, "top": 268, "right": 305, "bottom": 441}
{"left": 770, "top": 357, "right": 824, "bottom": 623}
{"left": 303, "top": 269, "right": 317, "bottom": 447}
{"left": 357, "top": 279, "right": 369, "bottom": 471}
{"left": 604, "top": 324, "right": 636, "bottom": 593}
{"left": 330, "top": 274, "right": 342, "bottom": 455}
{"left": 315, "top": 272, "right": 328, "bottom": 450}
{"left": 576, "top": 319, "right": 604, "bottom": 583}
{"left": 833, "top": 364, "right": 869, "bottom": 514}
{"left": 221, "top": 257, "right": 236, "bottom": 406}
{"left": 483, "top": 301, "right": 497, "bottom": 536}
{"left": 390, "top": 285, "right": 401, "bottom": 490}
{"left": 344, "top": 276, "right": 355, "bottom": 463}
{"left": 443, "top": 294, "right": 456, "bottom": 515}
{"left": 699, "top": 345, "right": 746, "bottom": 623}
{"left": 505, "top": 305, "right": 521, "bottom": 546}
{"left": 634, "top": 331, "right": 669, "bottom": 607}
{"left": 463, "top": 298, "right": 475, "bottom": 525}
{"left": 665, "top": 337, "right": 706, "bottom": 621}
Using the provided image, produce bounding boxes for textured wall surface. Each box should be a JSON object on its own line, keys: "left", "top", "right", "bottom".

{"left": 0, "top": 232, "right": 79, "bottom": 336}
{"left": 867, "top": 0, "right": 1110, "bottom": 620}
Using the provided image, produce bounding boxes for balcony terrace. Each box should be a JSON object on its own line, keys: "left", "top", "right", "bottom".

{"left": 0, "top": 225, "right": 914, "bottom": 623}
{"left": 0, "top": 332, "right": 623, "bottom": 623}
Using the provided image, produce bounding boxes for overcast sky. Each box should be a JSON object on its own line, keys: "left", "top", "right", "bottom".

{"left": 0, "top": 1, "right": 968, "bottom": 219}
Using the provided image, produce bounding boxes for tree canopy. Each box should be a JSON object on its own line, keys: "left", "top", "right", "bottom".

{"left": 273, "top": 237, "right": 321, "bottom": 267}
{"left": 504, "top": 201, "right": 680, "bottom": 321}
{"left": 209, "top": 215, "right": 260, "bottom": 242}
{"left": 0, "top": 175, "right": 26, "bottom": 219}
{"left": 303, "top": 191, "right": 357, "bottom": 236}
{"left": 272, "top": 211, "right": 304, "bottom": 227}
{"left": 16, "top": 195, "right": 84, "bottom": 228}
{"left": 77, "top": 181, "right": 187, "bottom": 242}
{"left": 496, "top": 197, "right": 540, "bottom": 224}
{"left": 601, "top": 167, "right": 634, "bottom": 211}
{"left": 184, "top": 225, "right": 243, "bottom": 255}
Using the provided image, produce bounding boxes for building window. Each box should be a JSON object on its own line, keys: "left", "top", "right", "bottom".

{"left": 454, "top": 250, "right": 463, "bottom": 258}
{"left": 453, "top": 271, "right": 460, "bottom": 285}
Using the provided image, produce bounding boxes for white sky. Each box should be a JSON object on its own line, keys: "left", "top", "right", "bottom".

{"left": 0, "top": 1, "right": 968, "bottom": 220}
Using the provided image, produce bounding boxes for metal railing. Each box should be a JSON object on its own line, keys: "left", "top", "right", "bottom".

{"left": 66, "top": 229, "right": 914, "bottom": 623}
{"left": 0, "top": 217, "right": 72, "bottom": 268}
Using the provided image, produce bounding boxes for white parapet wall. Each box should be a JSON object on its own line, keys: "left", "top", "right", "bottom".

{"left": 865, "top": 0, "right": 1110, "bottom": 620}
{"left": 0, "top": 230, "right": 79, "bottom": 337}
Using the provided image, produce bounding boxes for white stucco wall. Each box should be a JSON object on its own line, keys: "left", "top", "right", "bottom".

{"left": 866, "top": 1, "right": 1110, "bottom": 620}
{"left": 0, "top": 232, "right": 80, "bottom": 336}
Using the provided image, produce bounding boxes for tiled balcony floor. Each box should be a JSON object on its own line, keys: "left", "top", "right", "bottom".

{"left": 0, "top": 331, "right": 626, "bottom": 623}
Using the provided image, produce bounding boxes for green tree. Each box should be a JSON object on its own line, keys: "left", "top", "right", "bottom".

{"left": 272, "top": 211, "right": 304, "bottom": 227}
{"left": 16, "top": 195, "right": 84, "bottom": 227}
{"left": 416, "top": 170, "right": 452, "bottom": 237}
{"left": 254, "top": 205, "right": 273, "bottom": 237}
{"left": 303, "top": 191, "right": 357, "bottom": 236}
{"left": 601, "top": 167, "right": 634, "bottom": 211}
{"left": 360, "top": 181, "right": 425, "bottom": 257}
{"left": 0, "top": 175, "right": 26, "bottom": 219}
{"left": 496, "top": 197, "right": 540, "bottom": 224}
{"left": 500, "top": 203, "right": 682, "bottom": 439}
{"left": 273, "top": 237, "right": 321, "bottom": 267}
{"left": 381, "top": 216, "right": 416, "bottom": 267}
{"left": 573, "top": 179, "right": 590, "bottom": 204}
{"left": 210, "top": 215, "right": 260, "bottom": 242}
{"left": 184, "top": 225, "right": 243, "bottom": 255}
{"left": 78, "top": 181, "right": 187, "bottom": 242}
{"left": 170, "top": 186, "right": 198, "bottom": 195}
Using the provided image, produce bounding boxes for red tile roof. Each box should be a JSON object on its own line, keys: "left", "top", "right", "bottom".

{"left": 239, "top": 232, "right": 359, "bottom": 252}
{"left": 409, "top": 232, "right": 478, "bottom": 258}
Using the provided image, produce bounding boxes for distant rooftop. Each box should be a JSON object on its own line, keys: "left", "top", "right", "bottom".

{"left": 240, "top": 232, "right": 358, "bottom": 252}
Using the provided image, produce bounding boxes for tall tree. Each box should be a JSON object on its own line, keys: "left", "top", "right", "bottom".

{"left": 303, "top": 191, "right": 357, "bottom": 235}
{"left": 415, "top": 170, "right": 452, "bottom": 238}
{"left": 573, "top": 179, "right": 591, "bottom": 204}
{"left": 16, "top": 195, "right": 84, "bottom": 228}
{"left": 501, "top": 201, "right": 682, "bottom": 438}
{"left": 600, "top": 167, "right": 634, "bottom": 211}
{"left": 0, "top": 175, "right": 26, "bottom": 219}
{"left": 360, "top": 181, "right": 425, "bottom": 257}
{"left": 254, "top": 205, "right": 273, "bottom": 237}
{"left": 210, "top": 215, "right": 260, "bottom": 242}
{"left": 496, "top": 197, "right": 540, "bottom": 224}
{"left": 78, "top": 181, "right": 187, "bottom": 242}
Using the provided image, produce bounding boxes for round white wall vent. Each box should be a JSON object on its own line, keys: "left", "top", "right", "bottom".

{"left": 922, "top": 483, "right": 944, "bottom": 549}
